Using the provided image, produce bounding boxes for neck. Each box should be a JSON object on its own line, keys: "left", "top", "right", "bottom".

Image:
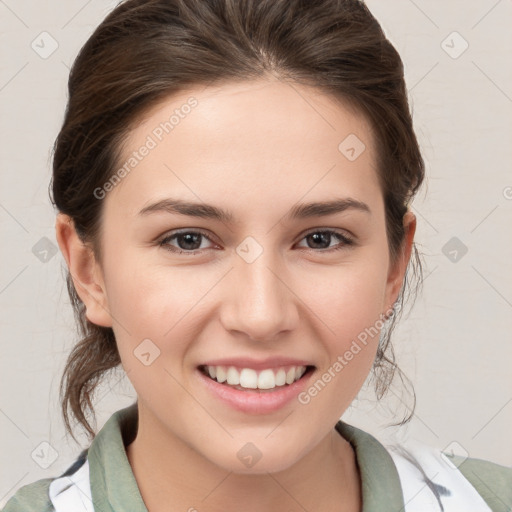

{"left": 126, "top": 408, "right": 361, "bottom": 512}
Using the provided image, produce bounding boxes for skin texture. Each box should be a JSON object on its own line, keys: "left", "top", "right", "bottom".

{"left": 56, "top": 78, "right": 416, "bottom": 511}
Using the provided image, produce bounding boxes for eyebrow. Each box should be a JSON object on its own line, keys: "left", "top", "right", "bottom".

{"left": 138, "top": 197, "right": 371, "bottom": 222}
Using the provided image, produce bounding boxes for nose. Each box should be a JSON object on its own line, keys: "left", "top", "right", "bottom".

{"left": 219, "top": 249, "right": 299, "bottom": 342}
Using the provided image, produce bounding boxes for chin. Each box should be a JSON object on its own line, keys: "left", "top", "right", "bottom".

{"left": 202, "top": 439, "right": 306, "bottom": 476}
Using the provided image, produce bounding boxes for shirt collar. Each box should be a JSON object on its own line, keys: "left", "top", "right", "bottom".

{"left": 87, "top": 403, "right": 405, "bottom": 511}
{"left": 88, "top": 403, "right": 146, "bottom": 512}
{"left": 335, "top": 421, "right": 404, "bottom": 511}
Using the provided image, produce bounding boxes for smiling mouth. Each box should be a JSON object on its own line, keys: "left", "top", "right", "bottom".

{"left": 198, "top": 364, "right": 315, "bottom": 391}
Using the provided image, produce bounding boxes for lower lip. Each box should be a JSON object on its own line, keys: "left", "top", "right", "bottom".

{"left": 197, "top": 368, "right": 314, "bottom": 414}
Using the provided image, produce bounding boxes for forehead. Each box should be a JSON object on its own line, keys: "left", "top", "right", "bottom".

{"left": 108, "top": 79, "right": 381, "bottom": 217}
{"left": 129, "top": 78, "right": 373, "bottom": 154}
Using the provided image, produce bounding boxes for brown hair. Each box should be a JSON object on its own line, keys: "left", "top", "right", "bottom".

{"left": 51, "top": 0, "right": 424, "bottom": 440}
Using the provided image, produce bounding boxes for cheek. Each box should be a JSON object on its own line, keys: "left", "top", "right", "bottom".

{"left": 303, "top": 259, "right": 389, "bottom": 342}
{"left": 297, "top": 258, "right": 389, "bottom": 394}
{"left": 101, "top": 257, "right": 211, "bottom": 404}
{"left": 101, "top": 251, "right": 222, "bottom": 355}
{"left": 295, "top": 270, "right": 387, "bottom": 420}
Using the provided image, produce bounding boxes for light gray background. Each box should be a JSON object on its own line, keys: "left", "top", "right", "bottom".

{"left": 1, "top": 0, "right": 511, "bottom": 505}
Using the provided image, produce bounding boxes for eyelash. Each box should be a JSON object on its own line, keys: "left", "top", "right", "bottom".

{"left": 158, "top": 228, "right": 355, "bottom": 255}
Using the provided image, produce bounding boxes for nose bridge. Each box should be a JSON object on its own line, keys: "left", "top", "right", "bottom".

{"left": 221, "top": 242, "right": 297, "bottom": 340}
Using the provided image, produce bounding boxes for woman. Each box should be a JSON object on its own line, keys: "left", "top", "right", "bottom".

{"left": 3, "top": 0, "right": 510, "bottom": 511}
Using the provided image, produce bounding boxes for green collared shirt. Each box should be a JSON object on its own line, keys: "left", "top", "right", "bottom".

{"left": 3, "top": 404, "right": 511, "bottom": 511}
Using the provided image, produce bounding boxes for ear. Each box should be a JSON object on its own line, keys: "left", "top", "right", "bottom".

{"left": 383, "top": 210, "right": 417, "bottom": 314}
{"left": 55, "top": 213, "right": 113, "bottom": 328}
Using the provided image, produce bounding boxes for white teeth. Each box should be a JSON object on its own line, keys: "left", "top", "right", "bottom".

{"left": 216, "top": 366, "right": 227, "bottom": 383}
{"left": 285, "top": 368, "right": 296, "bottom": 385}
{"left": 275, "top": 368, "right": 286, "bottom": 386}
{"left": 203, "top": 365, "right": 308, "bottom": 390}
{"left": 258, "top": 369, "right": 275, "bottom": 390}
{"left": 226, "top": 366, "right": 240, "bottom": 385}
{"left": 239, "top": 368, "right": 258, "bottom": 389}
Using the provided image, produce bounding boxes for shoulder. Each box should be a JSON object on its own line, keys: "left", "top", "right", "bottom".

{"left": 2, "top": 450, "right": 89, "bottom": 512}
{"left": 388, "top": 437, "right": 511, "bottom": 512}
{"left": 1, "top": 478, "right": 55, "bottom": 512}
{"left": 448, "top": 454, "right": 512, "bottom": 512}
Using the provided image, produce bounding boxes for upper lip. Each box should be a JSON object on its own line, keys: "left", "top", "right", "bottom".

{"left": 199, "top": 356, "right": 314, "bottom": 371}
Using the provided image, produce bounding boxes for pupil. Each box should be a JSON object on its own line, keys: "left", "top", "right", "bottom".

{"left": 308, "top": 232, "right": 330, "bottom": 249}
{"left": 179, "top": 233, "right": 201, "bottom": 250}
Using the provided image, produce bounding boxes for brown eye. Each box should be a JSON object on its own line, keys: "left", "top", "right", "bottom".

{"left": 159, "top": 230, "right": 216, "bottom": 254}
{"left": 296, "top": 230, "right": 354, "bottom": 251}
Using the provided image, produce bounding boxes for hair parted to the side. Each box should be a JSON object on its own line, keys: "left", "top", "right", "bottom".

{"left": 51, "top": 0, "right": 425, "bottom": 440}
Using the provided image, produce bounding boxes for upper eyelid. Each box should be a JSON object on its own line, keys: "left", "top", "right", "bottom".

{"left": 300, "top": 227, "right": 353, "bottom": 239}
{"left": 159, "top": 228, "right": 216, "bottom": 243}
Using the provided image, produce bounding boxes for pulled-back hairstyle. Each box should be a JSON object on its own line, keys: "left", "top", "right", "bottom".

{"left": 52, "top": 0, "right": 424, "bottom": 440}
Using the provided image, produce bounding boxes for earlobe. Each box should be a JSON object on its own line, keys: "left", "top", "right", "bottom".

{"left": 384, "top": 210, "right": 417, "bottom": 312}
{"left": 55, "top": 214, "right": 113, "bottom": 328}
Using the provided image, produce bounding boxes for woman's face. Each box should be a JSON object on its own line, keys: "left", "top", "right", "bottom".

{"left": 85, "top": 79, "right": 413, "bottom": 473}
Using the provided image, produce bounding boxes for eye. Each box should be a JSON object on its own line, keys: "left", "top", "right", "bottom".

{"left": 159, "top": 230, "right": 217, "bottom": 254}
{"left": 158, "top": 228, "right": 355, "bottom": 255}
{"left": 295, "top": 229, "right": 354, "bottom": 252}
